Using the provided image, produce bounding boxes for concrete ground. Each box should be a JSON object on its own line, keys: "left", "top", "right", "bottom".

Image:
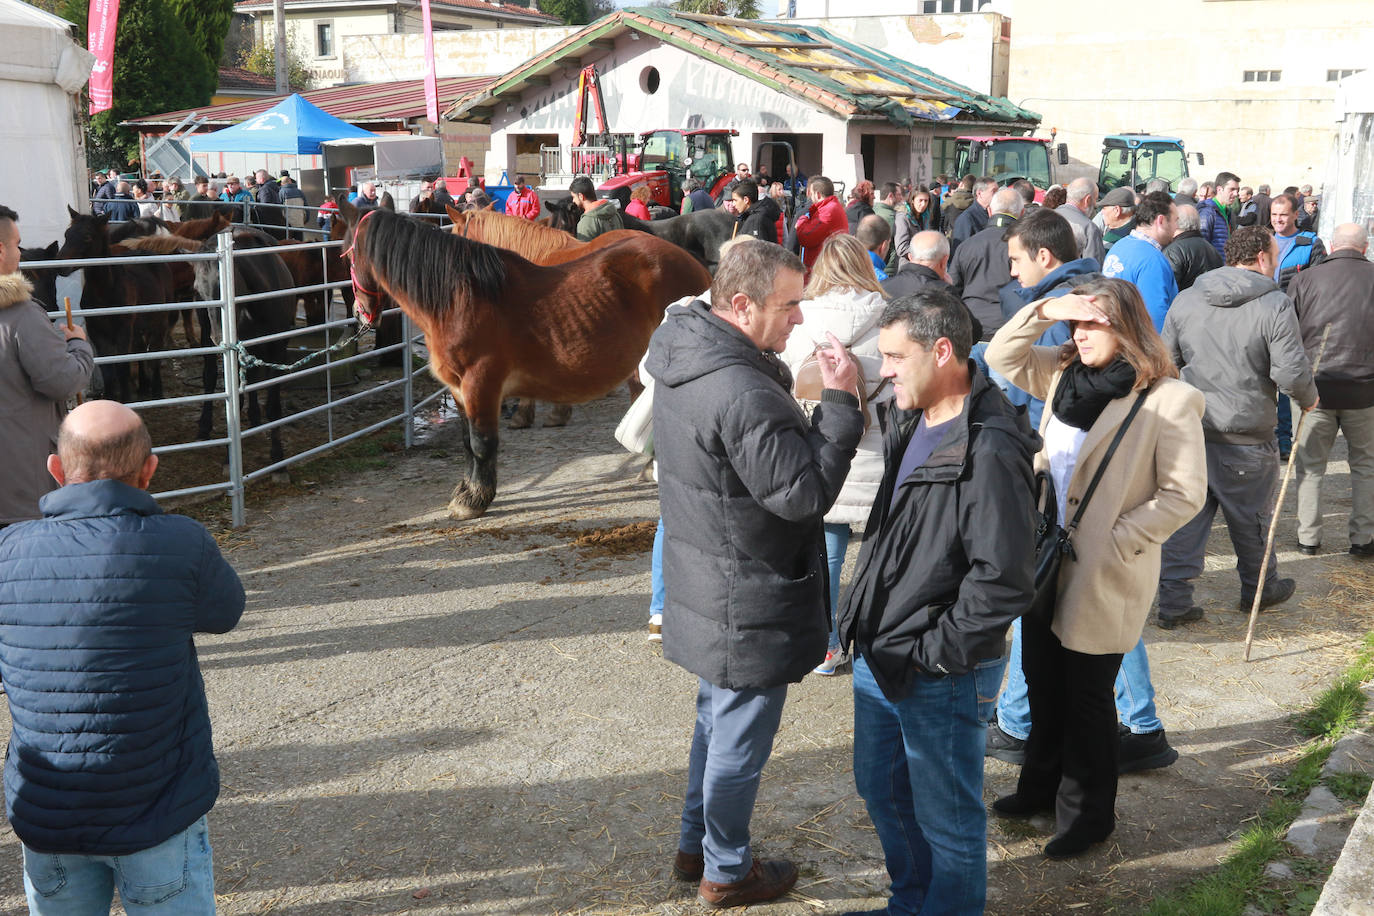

{"left": 0, "top": 391, "right": 1370, "bottom": 915}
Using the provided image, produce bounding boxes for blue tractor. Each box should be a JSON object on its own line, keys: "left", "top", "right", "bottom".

{"left": 1098, "top": 134, "right": 1203, "bottom": 195}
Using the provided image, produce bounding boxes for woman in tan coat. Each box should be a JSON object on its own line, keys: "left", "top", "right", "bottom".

{"left": 986, "top": 277, "right": 1206, "bottom": 858}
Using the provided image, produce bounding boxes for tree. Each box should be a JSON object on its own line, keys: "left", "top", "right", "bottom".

{"left": 538, "top": 0, "right": 590, "bottom": 26}
{"left": 61, "top": 0, "right": 216, "bottom": 168}
{"left": 165, "top": 0, "right": 236, "bottom": 85}
{"left": 240, "top": 40, "right": 312, "bottom": 92}
{"left": 673, "top": 0, "right": 761, "bottom": 17}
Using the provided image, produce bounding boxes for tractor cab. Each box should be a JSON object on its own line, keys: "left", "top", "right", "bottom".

{"left": 601, "top": 128, "right": 738, "bottom": 209}
{"left": 953, "top": 136, "right": 1065, "bottom": 200}
{"left": 1098, "top": 134, "right": 1198, "bottom": 195}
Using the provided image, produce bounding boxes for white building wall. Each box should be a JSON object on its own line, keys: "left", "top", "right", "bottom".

{"left": 342, "top": 27, "right": 578, "bottom": 83}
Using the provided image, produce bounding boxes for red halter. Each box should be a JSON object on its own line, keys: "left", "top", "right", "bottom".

{"left": 343, "top": 209, "right": 379, "bottom": 303}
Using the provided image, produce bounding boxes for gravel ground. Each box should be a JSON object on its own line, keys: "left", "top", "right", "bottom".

{"left": 0, "top": 391, "right": 1369, "bottom": 915}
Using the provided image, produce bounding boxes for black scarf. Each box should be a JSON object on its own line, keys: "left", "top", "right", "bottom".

{"left": 1052, "top": 358, "right": 1138, "bottom": 431}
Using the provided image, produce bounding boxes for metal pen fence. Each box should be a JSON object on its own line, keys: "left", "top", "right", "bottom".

{"left": 26, "top": 226, "right": 444, "bottom": 527}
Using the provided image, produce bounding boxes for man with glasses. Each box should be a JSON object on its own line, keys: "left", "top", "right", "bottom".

{"left": 722, "top": 163, "right": 751, "bottom": 201}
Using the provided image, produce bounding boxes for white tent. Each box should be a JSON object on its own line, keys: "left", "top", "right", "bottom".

{"left": 1320, "top": 69, "right": 1374, "bottom": 247}
{"left": 0, "top": 0, "right": 93, "bottom": 248}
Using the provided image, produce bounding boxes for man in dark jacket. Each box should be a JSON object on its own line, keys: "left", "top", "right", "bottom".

{"left": 950, "top": 176, "right": 996, "bottom": 253}
{"left": 730, "top": 179, "right": 781, "bottom": 244}
{"left": 1198, "top": 171, "right": 1240, "bottom": 258}
{"left": 647, "top": 242, "right": 863, "bottom": 908}
{"left": 1291, "top": 223, "right": 1374, "bottom": 557}
{"left": 949, "top": 186, "right": 1023, "bottom": 340}
{"left": 1164, "top": 204, "right": 1223, "bottom": 291}
{"left": 1157, "top": 227, "right": 1317, "bottom": 627}
{"left": 0, "top": 399, "right": 244, "bottom": 913}
{"left": 103, "top": 181, "right": 139, "bottom": 222}
{"left": 882, "top": 229, "right": 952, "bottom": 297}
{"left": 837, "top": 289, "right": 1036, "bottom": 916}
{"left": 253, "top": 168, "right": 286, "bottom": 238}
{"left": 91, "top": 168, "right": 120, "bottom": 213}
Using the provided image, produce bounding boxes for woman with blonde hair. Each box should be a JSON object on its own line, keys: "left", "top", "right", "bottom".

{"left": 986, "top": 276, "right": 1206, "bottom": 858}
{"left": 781, "top": 232, "right": 889, "bottom": 676}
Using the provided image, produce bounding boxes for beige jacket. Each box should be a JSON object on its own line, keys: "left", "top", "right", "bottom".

{"left": 0, "top": 273, "right": 94, "bottom": 524}
{"left": 988, "top": 303, "right": 1207, "bottom": 654}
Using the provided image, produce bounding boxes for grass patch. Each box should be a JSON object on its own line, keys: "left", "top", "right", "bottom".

{"left": 1132, "top": 633, "right": 1374, "bottom": 916}
{"left": 1325, "top": 771, "right": 1372, "bottom": 804}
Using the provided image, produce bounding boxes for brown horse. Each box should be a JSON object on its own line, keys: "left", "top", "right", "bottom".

{"left": 444, "top": 209, "right": 681, "bottom": 427}
{"left": 170, "top": 211, "right": 232, "bottom": 242}
{"left": 336, "top": 199, "right": 711, "bottom": 520}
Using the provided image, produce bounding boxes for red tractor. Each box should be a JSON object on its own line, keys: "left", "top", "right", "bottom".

{"left": 599, "top": 128, "right": 738, "bottom": 210}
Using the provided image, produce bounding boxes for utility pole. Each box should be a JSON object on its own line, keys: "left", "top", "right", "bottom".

{"left": 273, "top": 0, "right": 288, "bottom": 94}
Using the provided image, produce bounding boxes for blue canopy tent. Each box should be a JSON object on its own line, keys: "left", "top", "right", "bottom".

{"left": 188, "top": 93, "right": 376, "bottom": 154}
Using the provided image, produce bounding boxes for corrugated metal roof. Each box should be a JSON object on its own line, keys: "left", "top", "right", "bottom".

{"left": 446, "top": 7, "right": 1040, "bottom": 128}
{"left": 233, "top": 0, "right": 561, "bottom": 22}
{"left": 125, "top": 76, "right": 494, "bottom": 128}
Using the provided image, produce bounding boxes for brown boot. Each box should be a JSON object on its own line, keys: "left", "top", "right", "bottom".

{"left": 697, "top": 859, "right": 798, "bottom": 908}
{"left": 671, "top": 850, "right": 703, "bottom": 881}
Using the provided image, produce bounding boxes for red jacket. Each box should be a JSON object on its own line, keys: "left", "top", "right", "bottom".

{"left": 794, "top": 195, "right": 848, "bottom": 269}
{"left": 505, "top": 187, "right": 541, "bottom": 220}
{"left": 625, "top": 198, "right": 651, "bottom": 221}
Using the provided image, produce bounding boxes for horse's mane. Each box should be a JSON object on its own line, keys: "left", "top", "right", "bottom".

{"left": 114, "top": 235, "right": 200, "bottom": 255}
{"left": 459, "top": 210, "right": 579, "bottom": 260}
{"left": 173, "top": 212, "right": 230, "bottom": 240}
{"left": 361, "top": 209, "right": 507, "bottom": 317}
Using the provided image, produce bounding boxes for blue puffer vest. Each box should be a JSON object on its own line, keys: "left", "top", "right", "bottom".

{"left": 0, "top": 480, "right": 244, "bottom": 854}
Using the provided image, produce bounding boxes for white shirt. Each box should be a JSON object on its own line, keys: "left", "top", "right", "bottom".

{"left": 1044, "top": 412, "right": 1088, "bottom": 524}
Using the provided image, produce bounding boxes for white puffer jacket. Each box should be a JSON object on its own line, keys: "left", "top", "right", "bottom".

{"left": 780, "top": 286, "right": 891, "bottom": 526}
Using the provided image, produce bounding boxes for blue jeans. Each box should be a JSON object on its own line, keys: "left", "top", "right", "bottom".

{"left": 1276, "top": 394, "right": 1293, "bottom": 453}
{"left": 679, "top": 679, "right": 788, "bottom": 883}
{"left": 650, "top": 518, "right": 665, "bottom": 615}
{"left": 852, "top": 655, "right": 986, "bottom": 916}
{"left": 23, "top": 816, "right": 215, "bottom": 915}
{"left": 823, "top": 523, "right": 851, "bottom": 650}
{"left": 996, "top": 621, "right": 1162, "bottom": 738}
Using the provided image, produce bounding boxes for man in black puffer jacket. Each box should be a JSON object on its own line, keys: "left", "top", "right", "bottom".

{"left": 647, "top": 241, "right": 862, "bottom": 908}
{"left": 730, "top": 178, "right": 782, "bottom": 244}
{"left": 1164, "top": 203, "right": 1223, "bottom": 291}
{"left": 0, "top": 400, "right": 243, "bottom": 913}
{"left": 837, "top": 289, "right": 1037, "bottom": 916}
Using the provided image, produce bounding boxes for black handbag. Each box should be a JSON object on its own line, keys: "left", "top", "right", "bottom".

{"left": 1027, "top": 391, "right": 1147, "bottom": 627}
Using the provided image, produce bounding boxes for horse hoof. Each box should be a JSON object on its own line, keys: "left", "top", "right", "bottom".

{"left": 543, "top": 405, "right": 572, "bottom": 428}
{"left": 446, "top": 499, "right": 487, "bottom": 520}
{"left": 507, "top": 416, "right": 532, "bottom": 430}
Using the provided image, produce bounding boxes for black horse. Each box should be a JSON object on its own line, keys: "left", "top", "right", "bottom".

{"left": 543, "top": 198, "right": 736, "bottom": 273}
{"left": 192, "top": 228, "right": 297, "bottom": 466}
{"left": 56, "top": 208, "right": 175, "bottom": 402}
{"left": 19, "top": 242, "right": 60, "bottom": 312}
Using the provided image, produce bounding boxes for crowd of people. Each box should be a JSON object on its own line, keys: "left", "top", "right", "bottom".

{"left": 638, "top": 164, "right": 1373, "bottom": 912}
{"left": 5, "top": 150, "right": 1369, "bottom": 913}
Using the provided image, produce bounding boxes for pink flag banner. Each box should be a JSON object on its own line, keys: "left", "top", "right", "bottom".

{"left": 88, "top": 0, "right": 120, "bottom": 114}
{"left": 421, "top": 0, "right": 439, "bottom": 125}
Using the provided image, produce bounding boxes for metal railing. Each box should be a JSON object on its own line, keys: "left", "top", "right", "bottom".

{"left": 24, "top": 228, "right": 441, "bottom": 527}
{"left": 540, "top": 145, "right": 620, "bottom": 187}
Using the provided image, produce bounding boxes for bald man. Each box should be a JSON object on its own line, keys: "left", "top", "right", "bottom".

{"left": 0, "top": 400, "right": 243, "bottom": 914}
{"left": 1291, "top": 223, "right": 1374, "bottom": 557}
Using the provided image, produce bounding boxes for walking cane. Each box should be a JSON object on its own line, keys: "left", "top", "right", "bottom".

{"left": 1244, "top": 323, "right": 1331, "bottom": 661}
{"left": 63, "top": 296, "right": 84, "bottom": 405}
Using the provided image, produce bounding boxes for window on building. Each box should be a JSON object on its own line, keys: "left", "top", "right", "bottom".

{"left": 1243, "top": 69, "right": 1281, "bottom": 83}
{"left": 920, "top": 0, "right": 991, "bottom": 12}
{"left": 316, "top": 21, "right": 334, "bottom": 58}
{"left": 1328, "top": 68, "right": 1364, "bottom": 82}
{"left": 931, "top": 137, "right": 958, "bottom": 178}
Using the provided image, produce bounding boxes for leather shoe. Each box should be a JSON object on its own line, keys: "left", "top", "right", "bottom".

{"left": 672, "top": 850, "right": 703, "bottom": 881}
{"left": 1351, "top": 541, "right": 1374, "bottom": 558}
{"left": 1156, "top": 606, "right": 1204, "bottom": 630}
{"left": 1238, "top": 577, "right": 1296, "bottom": 611}
{"left": 698, "top": 859, "right": 798, "bottom": 908}
{"left": 991, "top": 793, "right": 1054, "bottom": 819}
{"left": 1044, "top": 828, "right": 1112, "bottom": 859}
{"left": 1297, "top": 542, "right": 1320, "bottom": 556}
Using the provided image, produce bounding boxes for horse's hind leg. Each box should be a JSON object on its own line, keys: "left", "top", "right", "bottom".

{"left": 507, "top": 398, "right": 535, "bottom": 430}
{"left": 544, "top": 404, "right": 572, "bottom": 427}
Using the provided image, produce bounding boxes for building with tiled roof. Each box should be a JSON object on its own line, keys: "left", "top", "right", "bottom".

{"left": 448, "top": 7, "right": 1040, "bottom": 190}
{"left": 213, "top": 66, "right": 279, "bottom": 105}
{"left": 233, "top": 0, "right": 563, "bottom": 86}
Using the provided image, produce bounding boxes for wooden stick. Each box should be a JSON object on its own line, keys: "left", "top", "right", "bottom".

{"left": 1245, "top": 323, "right": 1331, "bottom": 661}
{"left": 63, "top": 296, "right": 84, "bottom": 405}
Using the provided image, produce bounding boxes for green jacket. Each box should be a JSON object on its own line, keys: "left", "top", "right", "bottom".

{"left": 872, "top": 200, "right": 899, "bottom": 270}
{"left": 576, "top": 200, "right": 624, "bottom": 241}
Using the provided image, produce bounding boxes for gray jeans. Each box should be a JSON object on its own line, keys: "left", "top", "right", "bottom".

{"left": 1158, "top": 439, "right": 1279, "bottom": 611}
{"left": 1295, "top": 405, "right": 1374, "bottom": 547}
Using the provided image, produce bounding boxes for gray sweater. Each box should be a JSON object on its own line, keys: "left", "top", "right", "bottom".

{"left": 1162, "top": 266, "right": 1316, "bottom": 444}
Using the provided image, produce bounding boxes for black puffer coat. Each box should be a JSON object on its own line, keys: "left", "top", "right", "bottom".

{"left": 1164, "top": 230, "right": 1223, "bottom": 291}
{"left": 647, "top": 299, "right": 863, "bottom": 689}
{"left": 837, "top": 366, "right": 1038, "bottom": 702}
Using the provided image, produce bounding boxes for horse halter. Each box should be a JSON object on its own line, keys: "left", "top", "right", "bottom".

{"left": 342, "top": 209, "right": 379, "bottom": 311}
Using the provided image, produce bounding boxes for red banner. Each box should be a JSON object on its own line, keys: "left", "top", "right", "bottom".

{"left": 421, "top": 0, "right": 439, "bottom": 126}
{"left": 87, "top": 0, "right": 120, "bottom": 114}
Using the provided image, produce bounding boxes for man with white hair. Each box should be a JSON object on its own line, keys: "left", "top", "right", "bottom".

{"left": 1055, "top": 177, "right": 1106, "bottom": 262}
{"left": 1174, "top": 176, "right": 1199, "bottom": 209}
{"left": 950, "top": 176, "right": 997, "bottom": 254}
{"left": 1164, "top": 203, "right": 1223, "bottom": 291}
{"left": 882, "top": 229, "right": 955, "bottom": 299}
{"left": 949, "top": 187, "right": 1024, "bottom": 341}
{"left": 1291, "top": 223, "right": 1374, "bottom": 558}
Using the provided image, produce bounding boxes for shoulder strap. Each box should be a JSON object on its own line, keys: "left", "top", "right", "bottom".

{"left": 1065, "top": 390, "right": 1147, "bottom": 534}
